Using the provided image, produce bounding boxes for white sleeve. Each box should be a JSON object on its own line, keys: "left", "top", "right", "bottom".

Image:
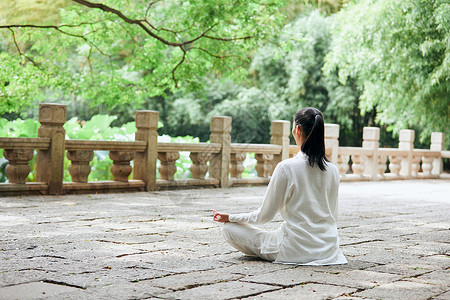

{"left": 228, "top": 164, "right": 290, "bottom": 225}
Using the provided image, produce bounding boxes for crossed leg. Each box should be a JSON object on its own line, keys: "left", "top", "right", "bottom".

{"left": 221, "top": 222, "right": 278, "bottom": 261}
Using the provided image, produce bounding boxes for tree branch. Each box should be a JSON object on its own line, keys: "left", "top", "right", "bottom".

{"left": 190, "top": 47, "right": 232, "bottom": 59}
{"left": 8, "top": 28, "right": 38, "bottom": 66}
{"left": 172, "top": 48, "right": 186, "bottom": 87}
{"left": 71, "top": 0, "right": 252, "bottom": 47}
{"left": 203, "top": 34, "right": 255, "bottom": 42}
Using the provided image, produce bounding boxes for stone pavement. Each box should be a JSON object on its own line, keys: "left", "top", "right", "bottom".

{"left": 0, "top": 180, "right": 449, "bottom": 300}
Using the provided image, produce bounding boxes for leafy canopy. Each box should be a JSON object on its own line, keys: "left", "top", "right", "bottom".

{"left": 324, "top": 0, "right": 450, "bottom": 141}
{"left": 0, "top": 0, "right": 287, "bottom": 114}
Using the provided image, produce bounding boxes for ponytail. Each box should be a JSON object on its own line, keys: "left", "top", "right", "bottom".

{"left": 294, "top": 107, "right": 328, "bottom": 171}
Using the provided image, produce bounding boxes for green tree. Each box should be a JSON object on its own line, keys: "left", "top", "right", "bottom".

{"left": 0, "top": 0, "right": 286, "bottom": 115}
{"left": 250, "top": 10, "right": 366, "bottom": 145}
{"left": 324, "top": 0, "right": 450, "bottom": 143}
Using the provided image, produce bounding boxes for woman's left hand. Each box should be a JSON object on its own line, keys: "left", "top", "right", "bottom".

{"left": 213, "top": 210, "right": 230, "bottom": 223}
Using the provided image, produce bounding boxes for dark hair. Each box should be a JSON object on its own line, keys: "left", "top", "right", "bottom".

{"left": 294, "top": 107, "right": 329, "bottom": 171}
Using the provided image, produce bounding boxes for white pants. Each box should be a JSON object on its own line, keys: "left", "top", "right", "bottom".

{"left": 221, "top": 222, "right": 278, "bottom": 261}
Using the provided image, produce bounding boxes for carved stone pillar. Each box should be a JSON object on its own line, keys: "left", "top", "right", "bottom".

{"left": 421, "top": 157, "right": 434, "bottom": 176}
{"left": 67, "top": 150, "right": 94, "bottom": 183}
{"left": 190, "top": 152, "right": 211, "bottom": 179}
{"left": 270, "top": 120, "right": 290, "bottom": 173}
{"left": 255, "top": 153, "right": 273, "bottom": 178}
{"left": 430, "top": 132, "right": 444, "bottom": 176}
{"left": 209, "top": 116, "right": 232, "bottom": 188}
{"left": 4, "top": 149, "right": 34, "bottom": 184}
{"left": 325, "top": 124, "right": 340, "bottom": 164}
{"left": 230, "top": 153, "right": 246, "bottom": 178}
{"left": 134, "top": 110, "right": 159, "bottom": 191}
{"left": 399, "top": 129, "right": 414, "bottom": 178}
{"left": 109, "top": 151, "right": 134, "bottom": 182}
{"left": 158, "top": 152, "right": 179, "bottom": 181}
{"left": 36, "top": 103, "right": 67, "bottom": 194}
{"left": 388, "top": 155, "right": 401, "bottom": 176}
{"left": 362, "top": 127, "right": 380, "bottom": 180}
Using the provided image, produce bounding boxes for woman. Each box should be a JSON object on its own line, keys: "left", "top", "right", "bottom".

{"left": 213, "top": 107, "right": 347, "bottom": 265}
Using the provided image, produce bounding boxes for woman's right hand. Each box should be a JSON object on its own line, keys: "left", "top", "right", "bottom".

{"left": 213, "top": 210, "right": 230, "bottom": 223}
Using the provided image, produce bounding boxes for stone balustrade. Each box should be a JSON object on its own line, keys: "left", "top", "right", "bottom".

{"left": 0, "top": 103, "right": 448, "bottom": 196}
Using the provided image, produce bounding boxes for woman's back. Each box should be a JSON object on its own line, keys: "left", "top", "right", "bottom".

{"left": 274, "top": 151, "right": 345, "bottom": 265}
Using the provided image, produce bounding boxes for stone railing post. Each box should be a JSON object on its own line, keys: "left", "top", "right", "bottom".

{"left": 270, "top": 120, "right": 290, "bottom": 174}
{"left": 399, "top": 129, "right": 415, "bottom": 178}
{"left": 430, "top": 132, "right": 444, "bottom": 176}
{"left": 209, "top": 116, "right": 231, "bottom": 188}
{"left": 134, "top": 110, "right": 159, "bottom": 191}
{"left": 325, "top": 124, "right": 339, "bottom": 164}
{"left": 36, "top": 103, "right": 67, "bottom": 194}
{"left": 362, "top": 127, "right": 380, "bottom": 180}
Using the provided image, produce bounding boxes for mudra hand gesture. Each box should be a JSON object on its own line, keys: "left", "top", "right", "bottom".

{"left": 213, "top": 210, "right": 229, "bottom": 223}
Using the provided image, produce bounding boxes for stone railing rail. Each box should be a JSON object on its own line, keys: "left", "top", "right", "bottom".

{"left": 0, "top": 103, "right": 447, "bottom": 196}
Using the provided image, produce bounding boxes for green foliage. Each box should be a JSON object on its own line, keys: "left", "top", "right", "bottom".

{"left": 0, "top": 0, "right": 287, "bottom": 115}
{"left": 324, "top": 0, "right": 450, "bottom": 143}
{"left": 250, "top": 10, "right": 365, "bottom": 145}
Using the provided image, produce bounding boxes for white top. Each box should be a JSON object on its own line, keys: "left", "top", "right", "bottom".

{"left": 229, "top": 152, "right": 347, "bottom": 265}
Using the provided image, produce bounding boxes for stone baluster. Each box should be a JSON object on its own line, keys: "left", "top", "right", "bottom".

{"left": 421, "top": 156, "right": 434, "bottom": 176}
{"left": 158, "top": 152, "right": 180, "bottom": 181}
{"left": 134, "top": 110, "right": 159, "bottom": 191}
{"left": 362, "top": 127, "right": 380, "bottom": 180}
{"left": 351, "top": 155, "right": 365, "bottom": 176}
{"left": 109, "top": 151, "right": 134, "bottom": 182}
{"left": 36, "top": 103, "right": 67, "bottom": 194}
{"left": 411, "top": 156, "right": 421, "bottom": 177}
{"left": 270, "top": 120, "right": 290, "bottom": 173}
{"left": 399, "top": 129, "right": 414, "bottom": 178}
{"left": 190, "top": 152, "right": 211, "bottom": 179}
{"left": 338, "top": 154, "right": 350, "bottom": 176}
{"left": 430, "top": 132, "right": 444, "bottom": 176}
{"left": 255, "top": 154, "right": 274, "bottom": 178}
{"left": 388, "top": 155, "right": 401, "bottom": 176}
{"left": 66, "top": 150, "right": 94, "bottom": 183}
{"left": 229, "top": 153, "right": 246, "bottom": 179}
{"left": 378, "top": 154, "right": 387, "bottom": 177}
{"left": 209, "top": 116, "right": 232, "bottom": 188}
{"left": 4, "top": 149, "right": 34, "bottom": 184}
{"left": 325, "top": 124, "right": 340, "bottom": 164}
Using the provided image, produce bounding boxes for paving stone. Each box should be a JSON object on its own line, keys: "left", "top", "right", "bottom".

{"left": 149, "top": 267, "right": 245, "bottom": 290}
{"left": 44, "top": 267, "right": 173, "bottom": 288}
{"left": 159, "top": 281, "right": 280, "bottom": 300}
{"left": 246, "top": 283, "right": 357, "bottom": 299}
{"left": 0, "top": 281, "right": 81, "bottom": 300}
{"left": 353, "top": 280, "right": 445, "bottom": 300}
{"left": 404, "top": 269, "right": 450, "bottom": 287}
{"left": 0, "top": 270, "right": 52, "bottom": 287}
{"left": 43, "top": 282, "right": 169, "bottom": 300}
{"left": 434, "top": 290, "right": 450, "bottom": 300}
{"left": 365, "top": 262, "right": 436, "bottom": 277}
{"left": 419, "top": 255, "right": 450, "bottom": 269}
{"left": 242, "top": 269, "right": 402, "bottom": 289}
